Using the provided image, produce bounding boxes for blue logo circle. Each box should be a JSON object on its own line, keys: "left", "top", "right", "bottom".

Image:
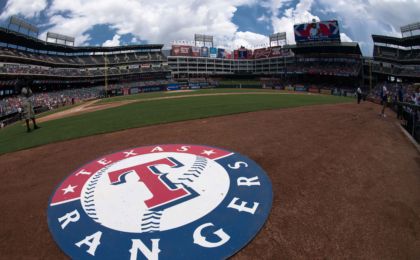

{"left": 47, "top": 144, "right": 273, "bottom": 259}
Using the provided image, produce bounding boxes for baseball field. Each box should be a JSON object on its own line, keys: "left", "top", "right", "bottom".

{"left": 0, "top": 89, "right": 419, "bottom": 259}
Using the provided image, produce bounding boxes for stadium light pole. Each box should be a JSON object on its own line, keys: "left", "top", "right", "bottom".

{"left": 369, "top": 59, "right": 372, "bottom": 94}
{"left": 104, "top": 53, "right": 108, "bottom": 98}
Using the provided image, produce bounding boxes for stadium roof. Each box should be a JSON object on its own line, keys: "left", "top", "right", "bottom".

{"left": 0, "top": 27, "right": 163, "bottom": 53}
{"left": 289, "top": 42, "right": 362, "bottom": 55}
{"left": 372, "top": 34, "right": 420, "bottom": 47}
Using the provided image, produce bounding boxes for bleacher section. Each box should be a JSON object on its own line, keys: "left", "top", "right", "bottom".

{"left": 369, "top": 33, "right": 420, "bottom": 81}
{"left": 0, "top": 47, "right": 165, "bottom": 66}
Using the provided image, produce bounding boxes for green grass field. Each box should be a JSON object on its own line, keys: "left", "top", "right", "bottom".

{"left": 97, "top": 88, "right": 272, "bottom": 104}
{"left": 0, "top": 91, "right": 352, "bottom": 155}
{"left": 36, "top": 102, "right": 83, "bottom": 117}
{"left": 218, "top": 79, "right": 261, "bottom": 85}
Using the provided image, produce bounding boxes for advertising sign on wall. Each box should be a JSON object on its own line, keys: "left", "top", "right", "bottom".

{"left": 191, "top": 47, "right": 201, "bottom": 57}
{"left": 254, "top": 48, "right": 271, "bottom": 59}
{"left": 320, "top": 89, "right": 332, "bottom": 95}
{"left": 294, "top": 20, "right": 341, "bottom": 43}
{"left": 270, "top": 47, "right": 282, "bottom": 57}
{"left": 209, "top": 47, "right": 218, "bottom": 58}
{"left": 201, "top": 47, "right": 209, "bottom": 57}
{"left": 217, "top": 48, "right": 225, "bottom": 59}
{"left": 171, "top": 45, "right": 192, "bottom": 56}
{"left": 238, "top": 49, "right": 247, "bottom": 59}
{"left": 167, "top": 84, "right": 181, "bottom": 91}
{"left": 247, "top": 50, "right": 253, "bottom": 59}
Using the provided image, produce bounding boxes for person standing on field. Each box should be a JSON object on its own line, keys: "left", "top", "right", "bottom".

{"left": 356, "top": 87, "right": 362, "bottom": 104}
{"left": 17, "top": 106, "right": 22, "bottom": 120}
{"left": 396, "top": 85, "right": 404, "bottom": 120}
{"left": 380, "top": 85, "right": 389, "bottom": 118}
{"left": 19, "top": 80, "right": 40, "bottom": 132}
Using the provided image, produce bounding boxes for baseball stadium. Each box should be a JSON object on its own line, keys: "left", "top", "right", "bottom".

{"left": 0, "top": 3, "right": 419, "bottom": 260}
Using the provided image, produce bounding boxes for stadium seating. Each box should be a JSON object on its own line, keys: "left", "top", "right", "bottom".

{"left": 372, "top": 82, "right": 419, "bottom": 103}
{"left": 286, "top": 62, "right": 360, "bottom": 77}
{"left": 0, "top": 47, "right": 166, "bottom": 67}
{"left": 0, "top": 86, "right": 104, "bottom": 116}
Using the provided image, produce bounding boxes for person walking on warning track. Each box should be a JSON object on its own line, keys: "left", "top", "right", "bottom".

{"left": 19, "top": 80, "right": 40, "bottom": 132}
{"left": 396, "top": 85, "right": 404, "bottom": 120}
{"left": 356, "top": 87, "right": 362, "bottom": 104}
{"left": 380, "top": 84, "right": 389, "bottom": 118}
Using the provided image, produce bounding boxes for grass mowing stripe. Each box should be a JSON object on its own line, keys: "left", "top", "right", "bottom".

{"left": 219, "top": 80, "right": 261, "bottom": 85}
{"left": 37, "top": 102, "right": 83, "bottom": 118}
{"left": 97, "top": 88, "right": 275, "bottom": 104}
{"left": 0, "top": 94, "right": 351, "bottom": 155}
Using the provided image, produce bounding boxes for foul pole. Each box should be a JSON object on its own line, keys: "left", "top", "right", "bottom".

{"left": 369, "top": 60, "right": 372, "bottom": 94}
{"left": 104, "top": 53, "right": 108, "bottom": 97}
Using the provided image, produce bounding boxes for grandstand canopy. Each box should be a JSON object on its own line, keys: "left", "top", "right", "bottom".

{"left": 290, "top": 42, "right": 362, "bottom": 55}
{"left": 0, "top": 27, "right": 163, "bottom": 54}
{"left": 372, "top": 34, "right": 420, "bottom": 47}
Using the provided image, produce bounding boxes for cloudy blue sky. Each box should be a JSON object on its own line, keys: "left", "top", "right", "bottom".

{"left": 0, "top": 0, "right": 419, "bottom": 55}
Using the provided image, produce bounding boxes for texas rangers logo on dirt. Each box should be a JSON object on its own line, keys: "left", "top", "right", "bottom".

{"left": 47, "top": 144, "right": 273, "bottom": 259}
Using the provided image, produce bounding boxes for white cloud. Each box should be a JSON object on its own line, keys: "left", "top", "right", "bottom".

{"left": 102, "top": 34, "right": 121, "bottom": 47}
{"left": 340, "top": 33, "right": 352, "bottom": 42}
{"left": 318, "top": 0, "right": 420, "bottom": 54}
{"left": 271, "top": 0, "right": 319, "bottom": 44}
{"left": 230, "top": 31, "right": 269, "bottom": 49}
{"left": 0, "top": 0, "right": 47, "bottom": 20}
{"left": 2, "top": 0, "right": 417, "bottom": 56}
{"left": 261, "top": 0, "right": 420, "bottom": 54}
{"left": 260, "top": 0, "right": 292, "bottom": 16}
{"left": 41, "top": 0, "right": 260, "bottom": 48}
{"left": 319, "top": 0, "right": 420, "bottom": 34}
{"left": 257, "top": 15, "right": 270, "bottom": 23}
{"left": 41, "top": 14, "right": 93, "bottom": 45}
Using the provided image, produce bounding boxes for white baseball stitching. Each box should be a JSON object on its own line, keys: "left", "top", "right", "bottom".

{"left": 140, "top": 210, "right": 163, "bottom": 232}
{"left": 139, "top": 156, "right": 208, "bottom": 232}
{"left": 81, "top": 164, "right": 114, "bottom": 223}
{"left": 81, "top": 156, "right": 209, "bottom": 233}
{"left": 177, "top": 156, "right": 208, "bottom": 184}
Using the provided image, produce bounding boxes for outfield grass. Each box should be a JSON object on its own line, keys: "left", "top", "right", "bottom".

{"left": 97, "top": 88, "right": 273, "bottom": 104}
{"left": 219, "top": 79, "right": 261, "bottom": 85}
{"left": 37, "top": 102, "right": 84, "bottom": 118}
{"left": 0, "top": 93, "right": 352, "bottom": 155}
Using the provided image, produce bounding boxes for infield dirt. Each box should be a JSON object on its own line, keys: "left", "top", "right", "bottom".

{"left": 0, "top": 102, "right": 419, "bottom": 259}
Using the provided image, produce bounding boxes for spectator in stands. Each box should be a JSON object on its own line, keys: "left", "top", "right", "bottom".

{"left": 19, "top": 80, "right": 40, "bottom": 132}
{"left": 415, "top": 87, "right": 420, "bottom": 106}
{"left": 409, "top": 92, "right": 416, "bottom": 104}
